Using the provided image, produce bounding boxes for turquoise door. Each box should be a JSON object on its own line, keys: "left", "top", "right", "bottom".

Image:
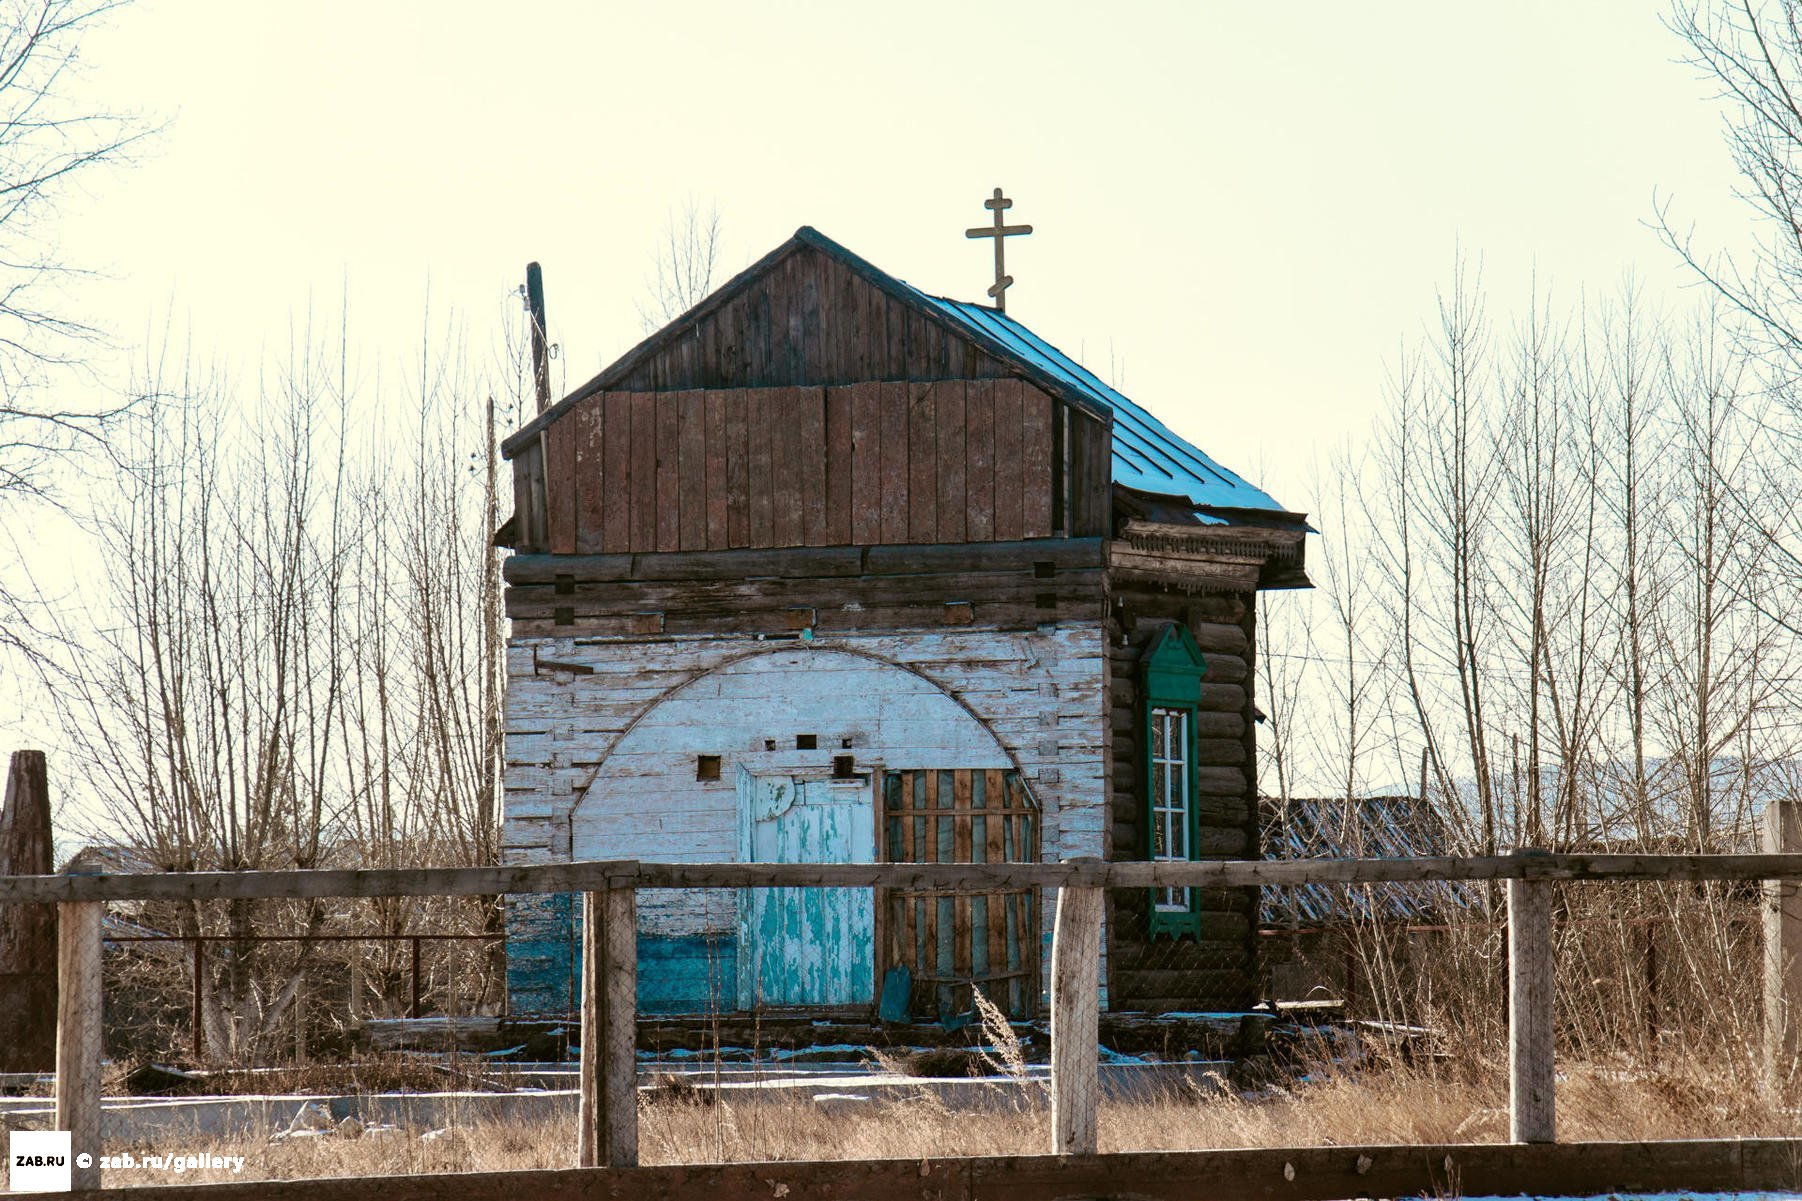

{"left": 737, "top": 771, "right": 875, "bottom": 1009}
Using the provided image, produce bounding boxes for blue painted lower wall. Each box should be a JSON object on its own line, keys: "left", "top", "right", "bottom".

{"left": 506, "top": 892, "right": 577, "bottom": 1016}
{"left": 638, "top": 934, "right": 739, "bottom": 1015}
{"left": 505, "top": 894, "right": 738, "bottom": 1016}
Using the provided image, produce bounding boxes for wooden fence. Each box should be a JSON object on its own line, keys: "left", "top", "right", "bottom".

{"left": 17, "top": 818, "right": 1802, "bottom": 1196}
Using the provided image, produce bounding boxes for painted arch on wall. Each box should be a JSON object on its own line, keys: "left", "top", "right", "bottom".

{"left": 565, "top": 645, "right": 1023, "bottom": 1013}
{"left": 568, "top": 645, "right": 1019, "bottom": 861}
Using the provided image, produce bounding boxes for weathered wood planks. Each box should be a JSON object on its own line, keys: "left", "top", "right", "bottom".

{"left": 10, "top": 853, "right": 1802, "bottom": 904}
{"left": 883, "top": 770, "right": 1039, "bottom": 1017}
{"left": 1509, "top": 861, "right": 1556, "bottom": 1143}
{"left": 1766, "top": 799, "right": 1802, "bottom": 1089}
{"left": 505, "top": 565, "right": 1102, "bottom": 639}
{"left": 57, "top": 1139, "right": 1802, "bottom": 1201}
{"left": 0, "top": 751, "right": 56, "bottom": 1072}
{"left": 579, "top": 887, "right": 638, "bottom": 1168}
{"left": 56, "top": 900, "right": 102, "bottom": 1191}
{"left": 511, "top": 377, "right": 1067, "bottom": 555}
{"left": 1050, "top": 879, "right": 1103, "bottom": 1156}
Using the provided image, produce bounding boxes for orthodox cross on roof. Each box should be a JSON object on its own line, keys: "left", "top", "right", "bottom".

{"left": 965, "top": 187, "right": 1032, "bottom": 312}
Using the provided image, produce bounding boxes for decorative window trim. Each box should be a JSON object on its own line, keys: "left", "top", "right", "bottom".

{"left": 1141, "top": 622, "right": 1207, "bottom": 940}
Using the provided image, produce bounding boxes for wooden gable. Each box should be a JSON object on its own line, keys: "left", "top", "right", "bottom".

{"left": 578, "top": 242, "right": 1017, "bottom": 394}
{"left": 504, "top": 233, "right": 1112, "bottom": 555}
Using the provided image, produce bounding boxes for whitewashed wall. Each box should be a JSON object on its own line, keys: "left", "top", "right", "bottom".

{"left": 570, "top": 647, "right": 1019, "bottom": 937}
{"left": 502, "top": 624, "right": 1108, "bottom": 1012}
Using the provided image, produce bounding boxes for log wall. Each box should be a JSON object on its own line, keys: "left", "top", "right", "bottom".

{"left": 502, "top": 539, "right": 1103, "bottom": 638}
{"left": 1104, "top": 585, "right": 1262, "bottom": 1012}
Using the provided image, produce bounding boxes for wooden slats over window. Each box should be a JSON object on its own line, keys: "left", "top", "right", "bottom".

{"left": 529, "top": 379, "right": 1084, "bottom": 554}
{"left": 879, "top": 769, "right": 1040, "bottom": 1019}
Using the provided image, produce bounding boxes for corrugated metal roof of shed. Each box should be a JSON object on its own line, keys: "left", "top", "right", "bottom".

{"left": 1260, "top": 795, "right": 1482, "bottom": 925}
{"left": 908, "top": 290, "right": 1287, "bottom": 518}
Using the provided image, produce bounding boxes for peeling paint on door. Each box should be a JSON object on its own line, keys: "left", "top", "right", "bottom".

{"left": 736, "top": 768, "right": 875, "bottom": 1008}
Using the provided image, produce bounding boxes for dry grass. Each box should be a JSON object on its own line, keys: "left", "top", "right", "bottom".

{"left": 91, "top": 1052, "right": 1802, "bottom": 1188}
{"left": 90, "top": 888, "right": 1793, "bottom": 1186}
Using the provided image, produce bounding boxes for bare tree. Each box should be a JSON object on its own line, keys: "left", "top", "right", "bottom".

{"left": 1594, "top": 283, "right": 1667, "bottom": 843}
{"left": 50, "top": 301, "right": 509, "bottom": 1060}
{"left": 1666, "top": 3, "right": 1802, "bottom": 646}
{"left": 637, "top": 200, "right": 723, "bottom": 331}
{"left": 0, "top": 0, "right": 152, "bottom": 666}
{"left": 0, "top": 0, "right": 150, "bottom": 470}
{"left": 1665, "top": 3, "right": 1802, "bottom": 377}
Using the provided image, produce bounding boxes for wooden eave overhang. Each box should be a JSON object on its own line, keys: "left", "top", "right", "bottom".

{"left": 1108, "top": 486, "right": 1312, "bottom": 593}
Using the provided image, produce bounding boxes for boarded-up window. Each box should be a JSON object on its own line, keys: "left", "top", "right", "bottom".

{"left": 880, "top": 769, "right": 1039, "bottom": 1019}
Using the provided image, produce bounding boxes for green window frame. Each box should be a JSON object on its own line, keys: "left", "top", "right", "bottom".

{"left": 1141, "top": 623, "right": 1207, "bottom": 939}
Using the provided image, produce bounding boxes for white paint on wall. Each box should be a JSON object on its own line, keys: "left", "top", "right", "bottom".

{"left": 502, "top": 626, "right": 1110, "bottom": 985}
{"left": 565, "top": 645, "right": 1018, "bottom": 938}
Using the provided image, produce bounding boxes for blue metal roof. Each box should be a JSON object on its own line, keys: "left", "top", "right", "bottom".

{"left": 908, "top": 290, "right": 1290, "bottom": 518}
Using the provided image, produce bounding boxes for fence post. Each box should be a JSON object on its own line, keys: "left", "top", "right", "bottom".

{"left": 1765, "top": 798, "right": 1802, "bottom": 1091}
{"left": 56, "top": 900, "right": 103, "bottom": 1191}
{"left": 1, "top": 750, "right": 58, "bottom": 1073}
{"left": 579, "top": 882, "right": 637, "bottom": 1168}
{"left": 1049, "top": 872, "right": 1102, "bottom": 1156}
{"left": 191, "top": 938, "right": 204, "bottom": 1061}
{"left": 410, "top": 935, "right": 422, "bottom": 1019}
{"left": 1507, "top": 850, "right": 1555, "bottom": 1144}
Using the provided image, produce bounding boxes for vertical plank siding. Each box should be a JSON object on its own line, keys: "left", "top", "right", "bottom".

{"left": 545, "top": 417, "right": 579, "bottom": 554}
{"left": 964, "top": 380, "right": 996, "bottom": 542}
{"left": 655, "top": 398, "right": 681, "bottom": 553}
{"left": 601, "top": 397, "right": 632, "bottom": 553}
{"left": 883, "top": 769, "right": 1040, "bottom": 1018}
{"left": 629, "top": 393, "right": 658, "bottom": 553}
{"left": 677, "top": 390, "right": 707, "bottom": 553}
{"left": 748, "top": 388, "right": 775, "bottom": 548}
{"left": 520, "top": 376, "right": 1083, "bottom": 555}
{"left": 771, "top": 387, "right": 804, "bottom": 547}
{"left": 849, "top": 381, "right": 883, "bottom": 545}
{"left": 1068, "top": 411, "right": 1112, "bottom": 538}
{"left": 574, "top": 403, "right": 606, "bottom": 553}
{"left": 823, "top": 388, "right": 853, "bottom": 545}
{"left": 907, "top": 383, "right": 938, "bottom": 541}
{"left": 725, "top": 391, "right": 750, "bottom": 548}
{"left": 1018, "top": 380, "right": 1055, "bottom": 539}
{"left": 936, "top": 381, "right": 967, "bottom": 543}
{"left": 992, "top": 383, "right": 1024, "bottom": 541}
{"left": 878, "top": 381, "right": 910, "bottom": 545}
{"left": 703, "top": 392, "right": 729, "bottom": 551}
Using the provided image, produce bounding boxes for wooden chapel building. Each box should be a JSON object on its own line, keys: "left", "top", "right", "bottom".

{"left": 496, "top": 225, "right": 1310, "bottom": 1019}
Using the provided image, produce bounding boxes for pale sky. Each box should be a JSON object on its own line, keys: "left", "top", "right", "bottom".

{"left": 55, "top": 0, "right": 1749, "bottom": 513}
{"left": 5, "top": 0, "right": 1757, "bottom": 755}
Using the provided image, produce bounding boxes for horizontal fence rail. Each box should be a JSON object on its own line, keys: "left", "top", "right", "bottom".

{"left": 25, "top": 829, "right": 1802, "bottom": 1193}
{"left": 13, "top": 851, "right": 1802, "bottom": 903}
{"left": 60, "top": 1139, "right": 1802, "bottom": 1201}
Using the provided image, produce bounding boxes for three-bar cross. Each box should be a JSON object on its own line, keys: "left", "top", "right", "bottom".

{"left": 965, "top": 188, "right": 1032, "bottom": 312}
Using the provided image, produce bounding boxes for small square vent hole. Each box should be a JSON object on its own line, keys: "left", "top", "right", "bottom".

{"left": 695, "top": 755, "right": 721, "bottom": 782}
